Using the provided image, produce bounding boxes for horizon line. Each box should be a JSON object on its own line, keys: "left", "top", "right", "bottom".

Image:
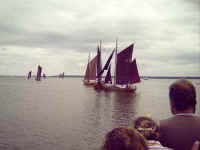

{"left": 0, "top": 75, "right": 200, "bottom": 79}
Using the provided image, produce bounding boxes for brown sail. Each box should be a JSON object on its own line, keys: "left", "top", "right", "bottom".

{"left": 84, "top": 55, "right": 97, "bottom": 81}
{"left": 84, "top": 63, "right": 90, "bottom": 81}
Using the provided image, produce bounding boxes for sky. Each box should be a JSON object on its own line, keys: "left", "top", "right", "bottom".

{"left": 0, "top": 0, "right": 199, "bottom": 76}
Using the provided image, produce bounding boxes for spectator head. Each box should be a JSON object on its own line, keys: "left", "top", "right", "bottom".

{"left": 102, "top": 127, "right": 148, "bottom": 150}
{"left": 133, "top": 116, "right": 159, "bottom": 140}
{"left": 169, "top": 79, "right": 196, "bottom": 114}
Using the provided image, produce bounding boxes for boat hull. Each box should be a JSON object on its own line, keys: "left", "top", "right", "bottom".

{"left": 83, "top": 80, "right": 96, "bottom": 86}
{"left": 94, "top": 84, "right": 137, "bottom": 93}
{"left": 104, "top": 85, "right": 136, "bottom": 92}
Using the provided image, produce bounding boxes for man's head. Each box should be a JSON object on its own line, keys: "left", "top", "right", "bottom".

{"left": 169, "top": 79, "right": 196, "bottom": 114}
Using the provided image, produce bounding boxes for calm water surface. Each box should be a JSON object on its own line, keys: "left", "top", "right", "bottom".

{"left": 0, "top": 77, "right": 199, "bottom": 150}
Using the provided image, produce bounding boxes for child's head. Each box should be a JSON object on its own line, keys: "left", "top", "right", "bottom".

{"left": 133, "top": 116, "right": 159, "bottom": 140}
{"left": 102, "top": 127, "right": 148, "bottom": 150}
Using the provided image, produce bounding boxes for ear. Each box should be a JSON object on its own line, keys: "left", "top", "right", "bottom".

{"left": 170, "top": 100, "right": 176, "bottom": 114}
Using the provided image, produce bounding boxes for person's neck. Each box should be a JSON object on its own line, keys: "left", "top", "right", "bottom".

{"left": 174, "top": 108, "right": 194, "bottom": 114}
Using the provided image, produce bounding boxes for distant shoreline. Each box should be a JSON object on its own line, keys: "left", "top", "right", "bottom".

{"left": 0, "top": 75, "right": 200, "bottom": 79}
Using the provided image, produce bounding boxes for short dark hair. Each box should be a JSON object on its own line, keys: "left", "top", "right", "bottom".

{"left": 169, "top": 79, "right": 196, "bottom": 111}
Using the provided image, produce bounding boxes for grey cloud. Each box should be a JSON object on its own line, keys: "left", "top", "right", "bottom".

{"left": 0, "top": 0, "right": 199, "bottom": 76}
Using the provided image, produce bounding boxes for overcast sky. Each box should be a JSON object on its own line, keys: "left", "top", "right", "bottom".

{"left": 0, "top": 0, "right": 199, "bottom": 76}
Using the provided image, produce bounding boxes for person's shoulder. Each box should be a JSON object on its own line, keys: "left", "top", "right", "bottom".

{"left": 148, "top": 140, "right": 173, "bottom": 150}
{"left": 160, "top": 115, "right": 200, "bottom": 128}
{"left": 159, "top": 117, "right": 176, "bottom": 126}
{"left": 192, "top": 116, "right": 200, "bottom": 126}
{"left": 193, "top": 115, "right": 200, "bottom": 120}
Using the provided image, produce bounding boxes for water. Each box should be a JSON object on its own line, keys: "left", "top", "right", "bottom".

{"left": 0, "top": 77, "right": 199, "bottom": 150}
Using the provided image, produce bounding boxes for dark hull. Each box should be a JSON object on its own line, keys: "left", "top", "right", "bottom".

{"left": 94, "top": 84, "right": 137, "bottom": 93}
{"left": 104, "top": 85, "right": 136, "bottom": 92}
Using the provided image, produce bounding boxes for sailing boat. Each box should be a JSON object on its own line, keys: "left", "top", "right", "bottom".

{"left": 43, "top": 73, "right": 46, "bottom": 79}
{"left": 94, "top": 49, "right": 114, "bottom": 89}
{"left": 27, "top": 71, "right": 32, "bottom": 79}
{"left": 59, "top": 72, "right": 64, "bottom": 78}
{"left": 83, "top": 42, "right": 102, "bottom": 86}
{"left": 105, "top": 64, "right": 112, "bottom": 84}
{"left": 35, "top": 65, "right": 42, "bottom": 81}
{"left": 83, "top": 54, "right": 98, "bottom": 86}
{"left": 103, "top": 43, "right": 140, "bottom": 92}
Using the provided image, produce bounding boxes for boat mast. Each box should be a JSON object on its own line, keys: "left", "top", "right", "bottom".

{"left": 100, "top": 40, "right": 102, "bottom": 52}
{"left": 99, "top": 40, "right": 102, "bottom": 83}
{"left": 88, "top": 52, "right": 90, "bottom": 82}
{"left": 114, "top": 38, "right": 118, "bottom": 86}
{"left": 97, "top": 40, "right": 102, "bottom": 83}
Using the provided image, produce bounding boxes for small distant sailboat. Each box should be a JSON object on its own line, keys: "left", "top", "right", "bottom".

{"left": 43, "top": 73, "right": 46, "bottom": 79}
{"left": 35, "top": 65, "right": 42, "bottom": 81}
{"left": 103, "top": 42, "right": 140, "bottom": 92}
{"left": 59, "top": 72, "right": 64, "bottom": 78}
{"left": 143, "top": 77, "right": 149, "bottom": 80}
{"left": 27, "top": 71, "right": 32, "bottom": 79}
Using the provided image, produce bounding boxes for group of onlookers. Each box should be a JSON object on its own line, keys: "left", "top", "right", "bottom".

{"left": 101, "top": 79, "right": 200, "bottom": 150}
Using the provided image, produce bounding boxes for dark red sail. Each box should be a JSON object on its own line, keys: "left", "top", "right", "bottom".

{"left": 116, "top": 44, "right": 134, "bottom": 85}
{"left": 128, "top": 59, "right": 140, "bottom": 83}
{"left": 99, "top": 49, "right": 114, "bottom": 76}
{"left": 105, "top": 65, "right": 112, "bottom": 84}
